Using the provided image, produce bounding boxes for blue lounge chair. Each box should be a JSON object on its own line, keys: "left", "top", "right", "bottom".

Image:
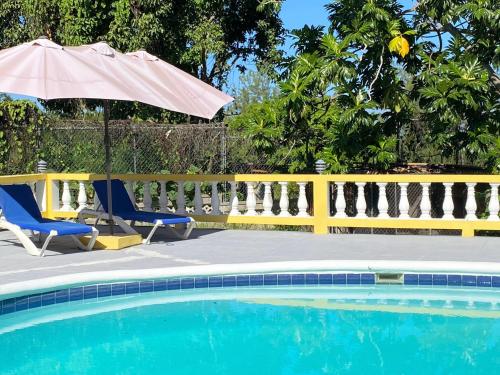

{"left": 0, "top": 184, "right": 99, "bottom": 257}
{"left": 79, "top": 179, "right": 195, "bottom": 244}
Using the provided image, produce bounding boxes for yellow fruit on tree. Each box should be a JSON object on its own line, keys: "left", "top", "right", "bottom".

{"left": 389, "top": 36, "right": 410, "bottom": 58}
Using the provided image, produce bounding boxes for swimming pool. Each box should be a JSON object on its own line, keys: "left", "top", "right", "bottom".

{"left": 1, "top": 280, "right": 499, "bottom": 375}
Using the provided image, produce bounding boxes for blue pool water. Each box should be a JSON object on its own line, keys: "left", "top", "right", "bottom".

{"left": 0, "top": 287, "right": 499, "bottom": 374}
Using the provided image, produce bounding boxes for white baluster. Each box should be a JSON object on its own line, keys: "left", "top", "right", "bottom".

{"left": 245, "top": 182, "right": 257, "bottom": 216}
{"left": 335, "top": 182, "right": 346, "bottom": 218}
{"left": 356, "top": 182, "right": 367, "bottom": 218}
{"left": 420, "top": 183, "right": 432, "bottom": 219}
{"left": 378, "top": 183, "right": 389, "bottom": 218}
{"left": 125, "top": 181, "right": 135, "bottom": 205}
{"left": 399, "top": 183, "right": 410, "bottom": 219}
{"left": 442, "top": 183, "right": 454, "bottom": 219}
{"left": 159, "top": 181, "right": 169, "bottom": 213}
{"left": 142, "top": 181, "right": 152, "bottom": 211}
{"left": 210, "top": 181, "right": 221, "bottom": 215}
{"left": 297, "top": 182, "right": 310, "bottom": 217}
{"left": 77, "top": 181, "right": 87, "bottom": 211}
{"left": 61, "top": 181, "right": 72, "bottom": 211}
{"left": 262, "top": 182, "right": 273, "bottom": 216}
{"left": 278, "top": 182, "right": 290, "bottom": 217}
{"left": 176, "top": 181, "right": 186, "bottom": 214}
{"left": 194, "top": 182, "right": 204, "bottom": 215}
{"left": 487, "top": 184, "right": 499, "bottom": 221}
{"left": 229, "top": 182, "right": 240, "bottom": 216}
{"left": 465, "top": 183, "right": 477, "bottom": 220}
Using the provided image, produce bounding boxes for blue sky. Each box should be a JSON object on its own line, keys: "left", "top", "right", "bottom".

{"left": 279, "top": 0, "right": 330, "bottom": 56}
{"left": 228, "top": 0, "right": 331, "bottom": 90}
{"left": 279, "top": 0, "right": 416, "bottom": 52}
{"left": 281, "top": 0, "right": 330, "bottom": 31}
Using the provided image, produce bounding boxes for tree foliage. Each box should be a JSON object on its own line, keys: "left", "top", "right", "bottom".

{"left": 231, "top": 0, "right": 499, "bottom": 173}
{"left": 0, "top": 98, "right": 44, "bottom": 174}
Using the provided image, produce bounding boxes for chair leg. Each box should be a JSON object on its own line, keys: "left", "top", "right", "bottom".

{"left": 72, "top": 227, "right": 99, "bottom": 251}
{"left": 71, "top": 236, "right": 87, "bottom": 251}
{"left": 86, "top": 227, "right": 99, "bottom": 250}
{"left": 143, "top": 221, "right": 162, "bottom": 245}
{"left": 77, "top": 209, "right": 138, "bottom": 235}
{"left": 113, "top": 216, "right": 139, "bottom": 235}
{"left": 40, "top": 231, "right": 57, "bottom": 257}
{"left": 184, "top": 219, "right": 196, "bottom": 239}
{"left": 165, "top": 219, "right": 196, "bottom": 240}
{"left": 142, "top": 219, "right": 196, "bottom": 245}
{"left": 0, "top": 220, "right": 43, "bottom": 256}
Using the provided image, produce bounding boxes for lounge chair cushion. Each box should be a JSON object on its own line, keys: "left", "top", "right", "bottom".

{"left": 92, "top": 179, "right": 191, "bottom": 225}
{"left": 0, "top": 184, "right": 93, "bottom": 235}
{"left": 0, "top": 184, "right": 44, "bottom": 222}
{"left": 11, "top": 219, "right": 93, "bottom": 235}
{"left": 92, "top": 179, "right": 136, "bottom": 214}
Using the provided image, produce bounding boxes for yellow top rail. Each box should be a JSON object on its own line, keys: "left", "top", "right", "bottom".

{"left": 43, "top": 173, "right": 500, "bottom": 184}
{"left": 0, "top": 174, "right": 46, "bottom": 184}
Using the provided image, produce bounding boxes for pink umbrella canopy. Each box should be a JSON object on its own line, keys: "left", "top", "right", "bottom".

{"left": 65, "top": 44, "right": 233, "bottom": 119}
{"left": 0, "top": 38, "right": 233, "bottom": 118}
{"left": 0, "top": 37, "right": 234, "bottom": 234}
{"left": 0, "top": 38, "right": 144, "bottom": 104}
{"left": 125, "top": 50, "right": 232, "bottom": 119}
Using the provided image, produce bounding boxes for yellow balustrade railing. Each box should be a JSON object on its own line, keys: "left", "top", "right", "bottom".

{"left": 0, "top": 173, "right": 499, "bottom": 237}
{"left": 0, "top": 174, "right": 45, "bottom": 184}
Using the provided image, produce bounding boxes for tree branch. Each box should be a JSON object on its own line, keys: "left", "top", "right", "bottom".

{"left": 368, "top": 46, "right": 384, "bottom": 101}
{"left": 431, "top": 24, "right": 442, "bottom": 53}
{"left": 207, "top": 52, "right": 241, "bottom": 85}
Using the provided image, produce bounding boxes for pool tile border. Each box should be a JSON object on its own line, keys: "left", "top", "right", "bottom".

{"left": 1, "top": 272, "right": 499, "bottom": 316}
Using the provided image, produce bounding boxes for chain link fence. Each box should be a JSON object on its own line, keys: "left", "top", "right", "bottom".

{"left": 40, "top": 120, "right": 278, "bottom": 174}
{"left": 3, "top": 119, "right": 494, "bottom": 236}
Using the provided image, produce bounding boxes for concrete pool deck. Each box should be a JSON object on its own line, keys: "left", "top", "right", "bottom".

{"left": 1, "top": 228, "right": 499, "bottom": 289}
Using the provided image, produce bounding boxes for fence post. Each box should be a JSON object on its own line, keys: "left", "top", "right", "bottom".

{"left": 313, "top": 176, "right": 329, "bottom": 234}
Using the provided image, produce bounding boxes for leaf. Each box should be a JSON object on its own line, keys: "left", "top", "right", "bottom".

{"left": 388, "top": 36, "right": 410, "bottom": 58}
{"left": 403, "top": 30, "right": 417, "bottom": 36}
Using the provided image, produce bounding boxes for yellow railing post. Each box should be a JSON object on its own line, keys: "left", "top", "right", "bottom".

{"left": 45, "top": 174, "right": 54, "bottom": 219}
{"left": 312, "top": 176, "right": 329, "bottom": 234}
{"left": 461, "top": 226, "right": 475, "bottom": 238}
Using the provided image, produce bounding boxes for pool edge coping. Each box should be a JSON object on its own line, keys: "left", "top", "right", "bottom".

{"left": 1, "top": 259, "right": 500, "bottom": 299}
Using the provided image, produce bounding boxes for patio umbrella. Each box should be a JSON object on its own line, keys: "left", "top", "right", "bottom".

{"left": 0, "top": 37, "right": 233, "bottom": 234}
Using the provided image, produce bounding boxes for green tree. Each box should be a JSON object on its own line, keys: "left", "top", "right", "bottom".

{"left": 233, "top": 0, "right": 499, "bottom": 173}
{"left": 0, "top": 98, "right": 44, "bottom": 174}
{"left": 0, "top": 1, "right": 25, "bottom": 48}
{"left": 415, "top": 0, "right": 500, "bottom": 170}
{"left": 228, "top": 68, "right": 280, "bottom": 115}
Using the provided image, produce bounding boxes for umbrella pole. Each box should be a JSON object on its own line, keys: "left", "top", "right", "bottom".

{"left": 103, "top": 100, "right": 114, "bottom": 235}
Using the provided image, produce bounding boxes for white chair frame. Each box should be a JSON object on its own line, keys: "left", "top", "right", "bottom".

{"left": 0, "top": 218, "right": 99, "bottom": 257}
{"left": 78, "top": 209, "right": 195, "bottom": 244}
